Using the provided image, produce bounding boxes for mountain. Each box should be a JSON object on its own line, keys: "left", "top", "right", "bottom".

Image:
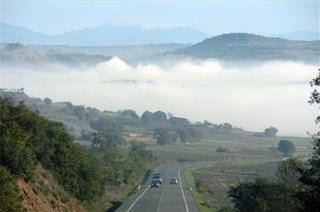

{"left": 0, "top": 43, "right": 108, "bottom": 67}
{"left": 0, "top": 22, "right": 48, "bottom": 44}
{"left": 0, "top": 23, "right": 209, "bottom": 45}
{"left": 273, "top": 31, "right": 319, "bottom": 41}
{"left": 174, "top": 33, "right": 320, "bottom": 63}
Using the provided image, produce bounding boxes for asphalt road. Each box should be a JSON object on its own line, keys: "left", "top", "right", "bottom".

{"left": 116, "top": 164, "right": 199, "bottom": 212}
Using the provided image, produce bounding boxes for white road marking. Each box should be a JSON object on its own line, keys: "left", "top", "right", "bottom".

{"left": 126, "top": 166, "right": 162, "bottom": 212}
{"left": 178, "top": 168, "right": 190, "bottom": 212}
{"left": 126, "top": 185, "right": 151, "bottom": 212}
{"left": 156, "top": 168, "right": 168, "bottom": 212}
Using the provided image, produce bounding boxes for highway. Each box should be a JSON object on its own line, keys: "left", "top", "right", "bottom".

{"left": 116, "top": 164, "right": 199, "bottom": 212}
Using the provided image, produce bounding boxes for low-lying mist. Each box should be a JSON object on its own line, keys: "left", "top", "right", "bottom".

{"left": 0, "top": 58, "right": 318, "bottom": 136}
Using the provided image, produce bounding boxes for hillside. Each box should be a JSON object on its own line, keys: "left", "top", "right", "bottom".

{"left": 0, "top": 93, "right": 155, "bottom": 212}
{"left": 0, "top": 43, "right": 108, "bottom": 67}
{"left": 174, "top": 33, "right": 320, "bottom": 63}
{"left": 17, "top": 165, "right": 85, "bottom": 212}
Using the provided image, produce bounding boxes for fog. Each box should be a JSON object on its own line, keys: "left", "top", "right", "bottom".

{"left": 0, "top": 58, "right": 318, "bottom": 136}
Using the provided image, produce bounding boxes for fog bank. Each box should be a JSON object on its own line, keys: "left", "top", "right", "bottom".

{"left": 0, "top": 58, "right": 318, "bottom": 136}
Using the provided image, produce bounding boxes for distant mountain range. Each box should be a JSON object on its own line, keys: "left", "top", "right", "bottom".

{"left": 174, "top": 33, "right": 320, "bottom": 63}
{"left": 0, "top": 23, "right": 209, "bottom": 46}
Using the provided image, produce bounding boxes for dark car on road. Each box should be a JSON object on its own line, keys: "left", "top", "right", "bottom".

{"left": 151, "top": 179, "right": 161, "bottom": 188}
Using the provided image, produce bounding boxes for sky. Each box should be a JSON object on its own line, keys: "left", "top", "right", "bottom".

{"left": 0, "top": 0, "right": 319, "bottom": 35}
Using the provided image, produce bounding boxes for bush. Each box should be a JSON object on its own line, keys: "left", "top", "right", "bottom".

{"left": 0, "top": 166, "right": 23, "bottom": 212}
{"left": 216, "top": 147, "right": 230, "bottom": 153}
{"left": 277, "top": 140, "right": 296, "bottom": 156}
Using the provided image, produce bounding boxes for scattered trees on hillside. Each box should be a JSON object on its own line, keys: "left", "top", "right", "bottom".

{"left": 264, "top": 126, "right": 278, "bottom": 137}
{"left": 277, "top": 140, "right": 296, "bottom": 156}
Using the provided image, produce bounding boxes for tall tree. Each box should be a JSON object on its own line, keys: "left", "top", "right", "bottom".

{"left": 297, "top": 69, "right": 320, "bottom": 210}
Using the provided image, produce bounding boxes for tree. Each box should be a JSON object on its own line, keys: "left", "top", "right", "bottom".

{"left": 116, "top": 109, "right": 141, "bottom": 125}
{"left": 216, "top": 146, "right": 230, "bottom": 153}
{"left": 264, "top": 126, "right": 278, "bottom": 137}
{"left": 277, "top": 140, "right": 296, "bottom": 156}
{"left": 297, "top": 69, "right": 320, "bottom": 210}
{"left": 153, "top": 111, "right": 167, "bottom": 123}
{"left": 72, "top": 105, "right": 85, "bottom": 118}
{"left": 141, "top": 111, "right": 153, "bottom": 123}
{"left": 90, "top": 117, "right": 124, "bottom": 144}
{"left": 153, "top": 128, "right": 171, "bottom": 145}
{"left": 92, "top": 130, "right": 115, "bottom": 152}
{"left": 229, "top": 159, "right": 305, "bottom": 212}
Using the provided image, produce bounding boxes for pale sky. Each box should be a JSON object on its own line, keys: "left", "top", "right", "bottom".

{"left": 0, "top": 0, "right": 319, "bottom": 35}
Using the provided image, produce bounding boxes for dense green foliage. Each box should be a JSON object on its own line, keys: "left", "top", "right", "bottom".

{"left": 229, "top": 158, "right": 304, "bottom": 212}
{"left": 277, "top": 140, "right": 296, "bottom": 156}
{"left": 0, "top": 99, "right": 103, "bottom": 202}
{"left": 0, "top": 166, "right": 24, "bottom": 212}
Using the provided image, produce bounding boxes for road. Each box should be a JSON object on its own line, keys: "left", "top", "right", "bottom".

{"left": 116, "top": 164, "right": 199, "bottom": 212}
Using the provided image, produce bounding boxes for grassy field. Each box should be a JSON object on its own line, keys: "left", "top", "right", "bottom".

{"left": 184, "top": 159, "right": 279, "bottom": 211}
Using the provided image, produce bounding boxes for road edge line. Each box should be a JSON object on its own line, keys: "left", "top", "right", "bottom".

{"left": 178, "top": 168, "right": 190, "bottom": 212}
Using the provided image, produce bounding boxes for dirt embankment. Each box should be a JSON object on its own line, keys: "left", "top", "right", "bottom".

{"left": 17, "top": 165, "right": 85, "bottom": 212}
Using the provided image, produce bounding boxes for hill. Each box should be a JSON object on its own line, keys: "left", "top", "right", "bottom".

{"left": 0, "top": 43, "right": 108, "bottom": 67}
{"left": 174, "top": 33, "right": 320, "bottom": 63}
{"left": 0, "top": 22, "right": 209, "bottom": 45}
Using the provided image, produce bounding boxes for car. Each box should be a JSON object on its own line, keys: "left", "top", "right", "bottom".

{"left": 170, "top": 177, "right": 178, "bottom": 184}
{"left": 153, "top": 173, "right": 161, "bottom": 178}
{"left": 152, "top": 173, "right": 163, "bottom": 184}
{"left": 151, "top": 179, "right": 160, "bottom": 188}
